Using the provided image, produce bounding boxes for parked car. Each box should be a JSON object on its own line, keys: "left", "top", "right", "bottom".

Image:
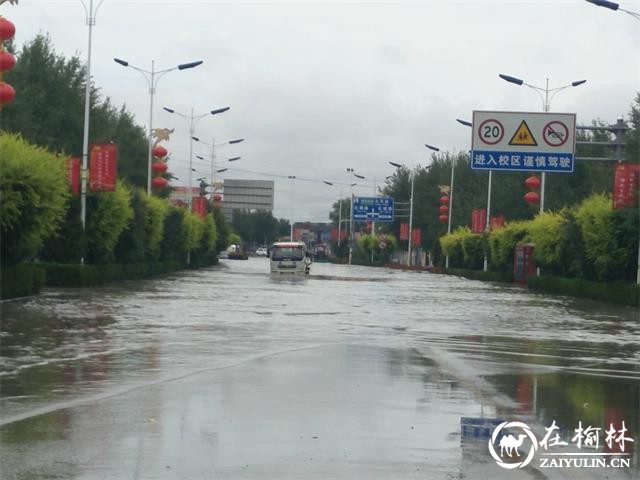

{"left": 255, "top": 247, "right": 268, "bottom": 256}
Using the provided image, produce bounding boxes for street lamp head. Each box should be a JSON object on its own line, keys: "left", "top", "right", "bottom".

{"left": 585, "top": 0, "right": 619, "bottom": 10}
{"left": 178, "top": 60, "right": 204, "bottom": 70}
{"left": 346, "top": 168, "right": 354, "bottom": 172}
{"left": 229, "top": 138, "right": 245, "bottom": 144}
{"left": 211, "top": 107, "right": 230, "bottom": 115}
{"left": 163, "top": 107, "right": 175, "bottom": 113}
{"left": 196, "top": 155, "right": 204, "bottom": 160}
{"left": 456, "top": 118, "right": 473, "bottom": 127}
{"left": 499, "top": 73, "right": 524, "bottom": 86}
{"left": 113, "top": 57, "right": 129, "bottom": 67}
{"left": 425, "top": 143, "right": 440, "bottom": 152}
{"left": 350, "top": 182, "right": 357, "bottom": 187}
{"left": 228, "top": 156, "right": 241, "bottom": 162}
{"left": 355, "top": 174, "right": 365, "bottom": 179}
{"left": 389, "top": 161, "right": 403, "bottom": 168}
{"left": 323, "top": 181, "right": 334, "bottom": 186}
{"left": 572, "top": 79, "right": 587, "bottom": 87}
{"left": 191, "top": 136, "right": 200, "bottom": 142}
{"left": 216, "top": 168, "right": 228, "bottom": 173}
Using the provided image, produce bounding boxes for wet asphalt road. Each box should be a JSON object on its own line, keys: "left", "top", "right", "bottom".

{"left": 0, "top": 258, "right": 638, "bottom": 479}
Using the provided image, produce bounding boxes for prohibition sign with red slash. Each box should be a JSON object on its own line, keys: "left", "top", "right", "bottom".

{"left": 543, "top": 121, "right": 569, "bottom": 147}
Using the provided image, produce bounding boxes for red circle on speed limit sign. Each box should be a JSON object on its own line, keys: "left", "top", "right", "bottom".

{"left": 478, "top": 119, "right": 504, "bottom": 145}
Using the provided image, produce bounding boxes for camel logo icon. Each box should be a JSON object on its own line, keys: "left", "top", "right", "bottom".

{"left": 488, "top": 421, "right": 538, "bottom": 469}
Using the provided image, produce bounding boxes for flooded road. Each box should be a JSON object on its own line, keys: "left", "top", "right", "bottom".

{"left": 1, "top": 259, "right": 638, "bottom": 479}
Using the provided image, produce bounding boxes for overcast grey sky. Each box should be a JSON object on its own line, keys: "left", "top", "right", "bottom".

{"left": 6, "top": 0, "right": 640, "bottom": 221}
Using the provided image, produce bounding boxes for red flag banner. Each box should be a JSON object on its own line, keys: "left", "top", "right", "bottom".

{"left": 399, "top": 223, "right": 409, "bottom": 240}
{"left": 613, "top": 162, "right": 640, "bottom": 210}
{"left": 89, "top": 143, "right": 117, "bottom": 192}
{"left": 471, "top": 208, "right": 487, "bottom": 233}
{"left": 411, "top": 228, "right": 422, "bottom": 246}
{"left": 192, "top": 197, "right": 208, "bottom": 217}
{"left": 66, "top": 157, "right": 80, "bottom": 195}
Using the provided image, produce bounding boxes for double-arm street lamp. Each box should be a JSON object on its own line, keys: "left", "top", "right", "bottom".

{"left": 345, "top": 168, "right": 366, "bottom": 265}
{"left": 163, "top": 106, "right": 230, "bottom": 207}
{"left": 323, "top": 180, "right": 355, "bottom": 248}
{"left": 499, "top": 73, "right": 586, "bottom": 214}
{"left": 192, "top": 136, "right": 244, "bottom": 198}
{"left": 113, "top": 57, "right": 203, "bottom": 195}
{"left": 585, "top": 0, "right": 640, "bottom": 20}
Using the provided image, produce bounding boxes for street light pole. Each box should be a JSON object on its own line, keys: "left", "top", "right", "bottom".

{"left": 498, "top": 74, "right": 586, "bottom": 214}
{"left": 288, "top": 175, "right": 296, "bottom": 241}
{"left": 163, "top": 106, "right": 229, "bottom": 207}
{"left": 80, "top": 0, "right": 106, "bottom": 244}
{"left": 113, "top": 58, "right": 203, "bottom": 195}
{"left": 193, "top": 136, "right": 244, "bottom": 200}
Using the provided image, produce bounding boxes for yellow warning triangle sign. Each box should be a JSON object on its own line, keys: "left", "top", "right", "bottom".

{"left": 509, "top": 120, "right": 537, "bottom": 146}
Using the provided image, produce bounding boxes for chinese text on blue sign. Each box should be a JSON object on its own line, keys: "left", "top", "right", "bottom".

{"left": 352, "top": 197, "right": 394, "bottom": 222}
{"left": 471, "top": 111, "right": 576, "bottom": 173}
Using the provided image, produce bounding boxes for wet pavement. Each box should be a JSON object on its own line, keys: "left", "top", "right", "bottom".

{"left": 1, "top": 258, "right": 638, "bottom": 479}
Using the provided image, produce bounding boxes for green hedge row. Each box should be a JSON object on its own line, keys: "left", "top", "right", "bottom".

{"left": 36, "top": 261, "right": 186, "bottom": 287}
{"left": 444, "top": 268, "right": 513, "bottom": 283}
{"left": 1, "top": 265, "right": 46, "bottom": 299}
{"left": 528, "top": 275, "right": 640, "bottom": 307}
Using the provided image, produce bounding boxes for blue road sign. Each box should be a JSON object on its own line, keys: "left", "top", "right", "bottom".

{"left": 352, "top": 196, "right": 394, "bottom": 222}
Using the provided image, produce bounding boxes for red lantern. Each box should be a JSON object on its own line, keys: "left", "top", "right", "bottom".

{"left": 0, "top": 50, "right": 15, "bottom": 72}
{"left": 152, "top": 161, "right": 168, "bottom": 173}
{"left": 0, "top": 81, "right": 15, "bottom": 106}
{"left": 152, "top": 145, "right": 168, "bottom": 158}
{"left": 524, "top": 191, "right": 540, "bottom": 204}
{"left": 0, "top": 17, "right": 15, "bottom": 41}
{"left": 152, "top": 176, "right": 168, "bottom": 189}
{"left": 439, "top": 204, "right": 449, "bottom": 214}
{"left": 438, "top": 214, "right": 448, "bottom": 223}
{"left": 440, "top": 196, "right": 449, "bottom": 204}
{"left": 213, "top": 193, "right": 222, "bottom": 202}
{"left": 524, "top": 175, "right": 541, "bottom": 191}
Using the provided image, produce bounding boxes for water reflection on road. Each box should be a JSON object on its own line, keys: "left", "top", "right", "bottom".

{"left": 1, "top": 258, "right": 638, "bottom": 479}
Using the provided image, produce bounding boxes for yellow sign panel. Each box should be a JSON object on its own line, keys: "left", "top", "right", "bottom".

{"left": 508, "top": 120, "right": 537, "bottom": 146}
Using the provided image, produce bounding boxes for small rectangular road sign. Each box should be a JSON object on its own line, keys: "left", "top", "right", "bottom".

{"left": 471, "top": 111, "right": 576, "bottom": 173}
{"left": 352, "top": 196, "right": 394, "bottom": 222}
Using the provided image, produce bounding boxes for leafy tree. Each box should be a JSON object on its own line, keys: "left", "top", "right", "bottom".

{"left": 0, "top": 134, "right": 70, "bottom": 265}
{"left": 160, "top": 207, "right": 186, "bottom": 262}
{"left": 213, "top": 207, "right": 231, "bottom": 253}
{"left": 231, "top": 210, "right": 286, "bottom": 245}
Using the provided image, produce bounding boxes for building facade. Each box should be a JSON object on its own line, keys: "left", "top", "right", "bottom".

{"left": 221, "top": 179, "right": 274, "bottom": 221}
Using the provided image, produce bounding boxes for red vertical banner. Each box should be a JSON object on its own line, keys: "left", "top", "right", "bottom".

{"left": 66, "top": 157, "right": 80, "bottom": 195}
{"left": 490, "top": 214, "right": 505, "bottom": 230}
{"left": 613, "top": 162, "right": 640, "bottom": 210}
{"left": 191, "top": 197, "right": 207, "bottom": 217}
{"left": 399, "top": 223, "right": 409, "bottom": 240}
{"left": 89, "top": 143, "right": 117, "bottom": 192}
{"left": 471, "top": 209, "right": 487, "bottom": 233}
{"left": 411, "top": 228, "right": 422, "bottom": 246}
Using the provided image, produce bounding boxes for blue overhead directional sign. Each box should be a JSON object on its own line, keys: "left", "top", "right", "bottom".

{"left": 471, "top": 111, "right": 576, "bottom": 173}
{"left": 352, "top": 196, "right": 394, "bottom": 222}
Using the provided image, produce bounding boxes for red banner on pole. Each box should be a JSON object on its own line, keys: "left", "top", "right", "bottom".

{"left": 471, "top": 208, "right": 487, "bottom": 233}
{"left": 613, "top": 162, "right": 640, "bottom": 210}
{"left": 67, "top": 157, "right": 80, "bottom": 195}
{"left": 400, "top": 223, "right": 409, "bottom": 240}
{"left": 191, "top": 197, "right": 208, "bottom": 217}
{"left": 89, "top": 143, "right": 117, "bottom": 192}
{"left": 411, "top": 228, "right": 422, "bottom": 246}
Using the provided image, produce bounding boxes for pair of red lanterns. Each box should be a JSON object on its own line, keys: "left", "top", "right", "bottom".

{"left": 0, "top": 16, "right": 17, "bottom": 107}
{"left": 438, "top": 195, "right": 449, "bottom": 224}
{"left": 524, "top": 175, "right": 541, "bottom": 204}
{"left": 151, "top": 145, "right": 169, "bottom": 189}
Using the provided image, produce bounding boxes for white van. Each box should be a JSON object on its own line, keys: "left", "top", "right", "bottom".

{"left": 269, "top": 242, "right": 310, "bottom": 275}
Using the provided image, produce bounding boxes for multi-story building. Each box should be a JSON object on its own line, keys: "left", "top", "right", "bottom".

{"left": 220, "top": 179, "right": 274, "bottom": 221}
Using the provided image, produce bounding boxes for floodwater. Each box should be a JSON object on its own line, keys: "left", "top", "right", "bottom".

{"left": 0, "top": 258, "right": 638, "bottom": 479}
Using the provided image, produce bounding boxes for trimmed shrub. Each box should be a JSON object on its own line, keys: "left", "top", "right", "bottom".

{"left": 489, "top": 221, "right": 529, "bottom": 272}
{"left": 460, "top": 232, "right": 485, "bottom": 270}
{"left": 525, "top": 212, "right": 569, "bottom": 274}
{"left": 38, "top": 261, "right": 183, "bottom": 287}
{"left": 439, "top": 227, "right": 467, "bottom": 268}
{"left": 0, "top": 134, "right": 70, "bottom": 265}
{"left": 0, "top": 265, "right": 46, "bottom": 299}
{"left": 160, "top": 207, "right": 187, "bottom": 262}
{"left": 528, "top": 275, "right": 639, "bottom": 307}
{"left": 86, "top": 180, "right": 133, "bottom": 264}
{"left": 145, "top": 195, "right": 169, "bottom": 260}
